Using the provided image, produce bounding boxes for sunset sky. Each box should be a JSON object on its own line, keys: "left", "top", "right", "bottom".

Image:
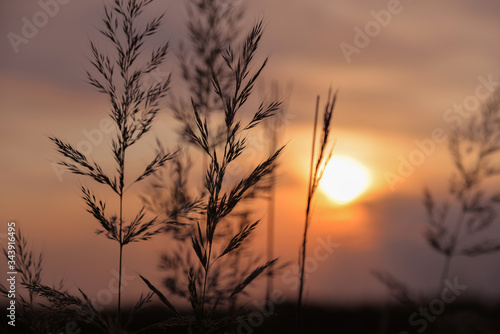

{"left": 2, "top": 0, "right": 500, "bottom": 308}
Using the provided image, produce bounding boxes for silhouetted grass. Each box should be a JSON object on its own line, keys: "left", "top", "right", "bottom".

{"left": 46, "top": 0, "right": 173, "bottom": 330}
{"left": 297, "top": 89, "right": 337, "bottom": 333}
{"left": 426, "top": 87, "right": 500, "bottom": 289}
{"left": 0, "top": 227, "right": 68, "bottom": 333}
{"left": 140, "top": 16, "right": 284, "bottom": 333}
{"left": 374, "top": 87, "right": 500, "bottom": 319}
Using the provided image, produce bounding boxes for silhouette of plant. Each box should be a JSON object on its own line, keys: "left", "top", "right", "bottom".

{"left": 426, "top": 87, "right": 500, "bottom": 289}
{"left": 261, "top": 81, "right": 292, "bottom": 306}
{"left": 140, "top": 18, "right": 284, "bottom": 333}
{"left": 375, "top": 87, "right": 500, "bottom": 303}
{"left": 0, "top": 227, "right": 71, "bottom": 333}
{"left": 45, "top": 0, "right": 173, "bottom": 329}
{"left": 140, "top": 0, "right": 251, "bottom": 309}
{"left": 143, "top": 149, "right": 275, "bottom": 329}
{"left": 297, "top": 89, "right": 337, "bottom": 333}
{"left": 141, "top": 0, "right": 284, "bottom": 331}
{"left": 171, "top": 0, "right": 243, "bottom": 151}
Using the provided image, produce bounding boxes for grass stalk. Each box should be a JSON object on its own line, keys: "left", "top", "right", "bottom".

{"left": 297, "top": 91, "right": 336, "bottom": 333}
{"left": 297, "top": 96, "right": 319, "bottom": 328}
{"left": 375, "top": 87, "right": 500, "bottom": 307}
{"left": 266, "top": 165, "right": 276, "bottom": 304}
{"left": 48, "top": 0, "right": 173, "bottom": 330}
{"left": 142, "top": 18, "right": 284, "bottom": 333}
{"left": 118, "top": 192, "right": 123, "bottom": 324}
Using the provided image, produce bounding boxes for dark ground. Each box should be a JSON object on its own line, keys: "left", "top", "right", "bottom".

{"left": 125, "top": 301, "right": 500, "bottom": 333}
{"left": 3, "top": 302, "right": 500, "bottom": 333}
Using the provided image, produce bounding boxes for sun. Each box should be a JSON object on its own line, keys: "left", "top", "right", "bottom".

{"left": 319, "top": 156, "right": 370, "bottom": 204}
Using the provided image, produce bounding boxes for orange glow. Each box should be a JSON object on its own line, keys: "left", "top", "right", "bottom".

{"left": 312, "top": 200, "right": 376, "bottom": 251}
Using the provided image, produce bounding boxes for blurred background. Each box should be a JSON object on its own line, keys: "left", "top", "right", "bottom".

{"left": 1, "top": 0, "right": 500, "bottom": 321}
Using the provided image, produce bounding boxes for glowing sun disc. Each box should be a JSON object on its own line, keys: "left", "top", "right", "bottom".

{"left": 320, "top": 156, "right": 370, "bottom": 204}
